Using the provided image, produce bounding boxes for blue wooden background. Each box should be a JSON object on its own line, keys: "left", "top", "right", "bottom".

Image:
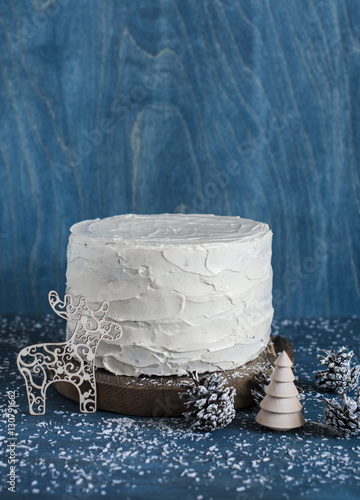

{"left": 0, "top": 0, "right": 359, "bottom": 317}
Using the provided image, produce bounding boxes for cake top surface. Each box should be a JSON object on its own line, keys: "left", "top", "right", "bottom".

{"left": 70, "top": 214, "right": 270, "bottom": 245}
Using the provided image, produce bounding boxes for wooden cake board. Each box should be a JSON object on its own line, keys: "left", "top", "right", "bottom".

{"left": 53, "top": 336, "right": 293, "bottom": 417}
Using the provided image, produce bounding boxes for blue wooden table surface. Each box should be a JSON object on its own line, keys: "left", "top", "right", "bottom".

{"left": 1, "top": 315, "right": 360, "bottom": 499}
{"left": 0, "top": 0, "right": 360, "bottom": 318}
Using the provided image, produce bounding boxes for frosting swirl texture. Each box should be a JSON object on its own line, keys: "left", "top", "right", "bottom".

{"left": 66, "top": 214, "right": 273, "bottom": 377}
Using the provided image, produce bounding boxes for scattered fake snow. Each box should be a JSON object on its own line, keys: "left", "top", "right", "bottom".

{"left": 0, "top": 315, "right": 359, "bottom": 497}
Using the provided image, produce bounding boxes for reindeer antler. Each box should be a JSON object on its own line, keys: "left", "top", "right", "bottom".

{"left": 48, "top": 291, "right": 111, "bottom": 324}
{"left": 48, "top": 291, "right": 73, "bottom": 320}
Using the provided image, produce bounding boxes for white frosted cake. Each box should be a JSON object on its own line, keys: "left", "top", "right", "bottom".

{"left": 66, "top": 214, "right": 273, "bottom": 377}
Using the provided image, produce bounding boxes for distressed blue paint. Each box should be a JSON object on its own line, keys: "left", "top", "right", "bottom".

{"left": 0, "top": 0, "right": 359, "bottom": 316}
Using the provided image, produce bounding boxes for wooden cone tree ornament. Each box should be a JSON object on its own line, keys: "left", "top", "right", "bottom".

{"left": 255, "top": 351, "right": 305, "bottom": 431}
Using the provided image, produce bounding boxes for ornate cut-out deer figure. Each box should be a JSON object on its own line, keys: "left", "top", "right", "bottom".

{"left": 17, "top": 291, "right": 122, "bottom": 415}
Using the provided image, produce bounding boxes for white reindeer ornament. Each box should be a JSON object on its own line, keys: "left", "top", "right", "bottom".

{"left": 17, "top": 291, "right": 122, "bottom": 415}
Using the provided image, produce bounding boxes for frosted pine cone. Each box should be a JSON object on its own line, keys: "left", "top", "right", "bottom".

{"left": 323, "top": 389, "right": 360, "bottom": 438}
{"left": 179, "top": 371, "right": 236, "bottom": 432}
{"left": 315, "top": 346, "right": 360, "bottom": 394}
{"left": 251, "top": 363, "right": 273, "bottom": 406}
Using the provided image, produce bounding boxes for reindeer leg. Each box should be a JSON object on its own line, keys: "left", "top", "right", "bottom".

{"left": 77, "top": 377, "right": 97, "bottom": 413}
{"left": 19, "top": 370, "right": 47, "bottom": 415}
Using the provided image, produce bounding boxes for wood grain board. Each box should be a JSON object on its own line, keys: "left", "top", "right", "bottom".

{"left": 1, "top": 1, "right": 359, "bottom": 318}
{"left": 53, "top": 336, "right": 293, "bottom": 416}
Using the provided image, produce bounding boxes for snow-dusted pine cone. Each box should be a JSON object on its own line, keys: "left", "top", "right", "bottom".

{"left": 251, "top": 363, "right": 273, "bottom": 406}
{"left": 315, "top": 346, "right": 360, "bottom": 394}
{"left": 323, "top": 389, "right": 360, "bottom": 438}
{"left": 179, "top": 371, "right": 236, "bottom": 432}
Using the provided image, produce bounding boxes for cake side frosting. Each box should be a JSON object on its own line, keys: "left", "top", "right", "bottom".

{"left": 66, "top": 214, "right": 273, "bottom": 377}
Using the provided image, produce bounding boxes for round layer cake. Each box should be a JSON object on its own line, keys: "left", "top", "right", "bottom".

{"left": 66, "top": 214, "right": 273, "bottom": 377}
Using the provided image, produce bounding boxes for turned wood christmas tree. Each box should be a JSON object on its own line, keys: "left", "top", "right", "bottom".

{"left": 255, "top": 351, "right": 305, "bottom": 431}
